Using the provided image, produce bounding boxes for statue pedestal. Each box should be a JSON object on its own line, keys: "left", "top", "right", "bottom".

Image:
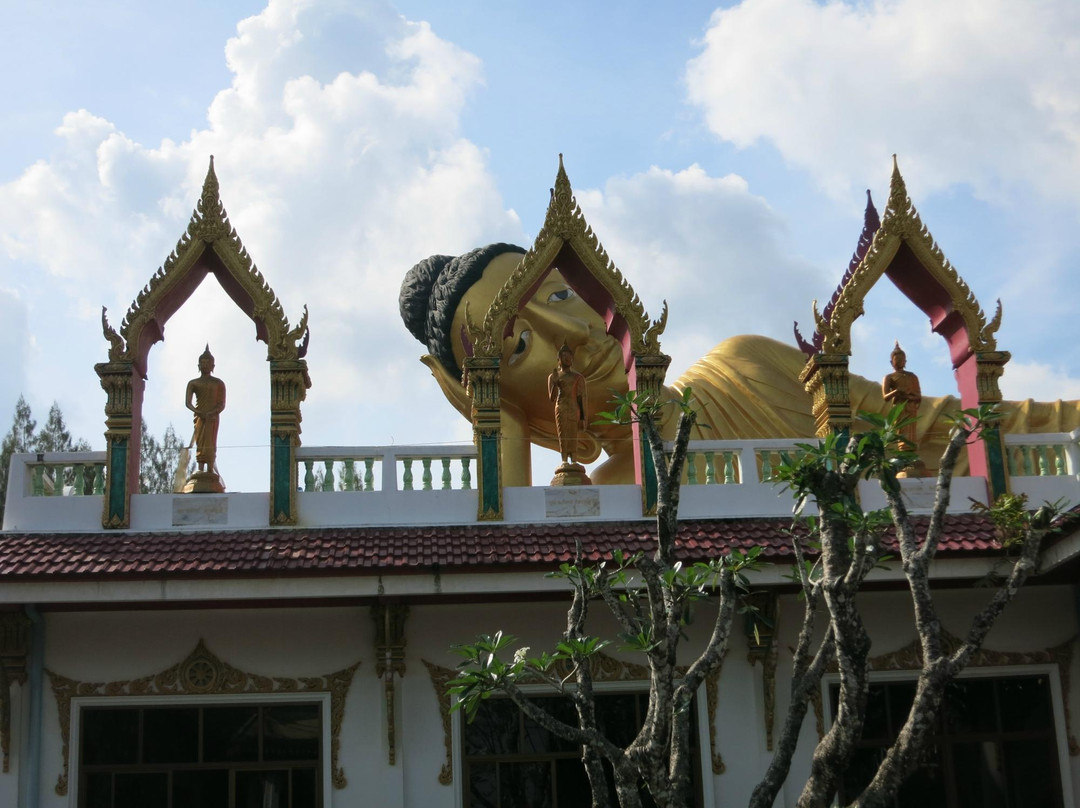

{"left": 182, "top": 470, "right": 226, "bottom": 494}
{"left": 550, "top": 463, "right": 592, "bottom": 487}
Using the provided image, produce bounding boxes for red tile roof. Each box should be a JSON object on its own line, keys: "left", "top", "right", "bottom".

{"left": 0, "top": 513, "right": 1009, "bottom": 581}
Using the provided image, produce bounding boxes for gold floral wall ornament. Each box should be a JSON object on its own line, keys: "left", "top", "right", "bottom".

{"left": 422, "top": 652, "right": 724, "bottom": 784}
{"left": 46, "top": 640, "right": 360, "bottom": 795}
{"left": 477, "top": 155, "right": 665, "bottom": 363}
{"left": 825, "top": 628, "right": 1078, "bottom": 755}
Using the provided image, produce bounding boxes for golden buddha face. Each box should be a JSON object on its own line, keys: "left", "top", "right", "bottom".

{"left": 449, "top": 253, "right": 627, "bottom": 429}
{"left": 891, "top": 348, "right": 906, "bottom": 371}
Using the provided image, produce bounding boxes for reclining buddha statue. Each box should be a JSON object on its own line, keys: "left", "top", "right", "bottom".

{"left": 401, "top": 244, "right": 1080, "bottom": 485}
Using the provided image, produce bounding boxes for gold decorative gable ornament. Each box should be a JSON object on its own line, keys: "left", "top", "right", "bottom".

{"left": 101, "top": 157, "right": 309, "bottom": 375}
{"left": 810, "top": 156, "right": 1001, "bottom": 358}
{"left": 466, "top": 154, "right": 667, "bottom": 362}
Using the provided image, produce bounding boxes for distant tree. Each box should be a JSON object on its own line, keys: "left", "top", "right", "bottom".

{"left": 0, "top": 396, "right": 38, "bottom": 521}
{"left": 35, "top": 402, "right": 91, "bottom": 453}
{"left": 140, "top": 421, "right": 194, "bottom": 494}
{"left": 0, "top": 398, "right": 93, "bottom": 519}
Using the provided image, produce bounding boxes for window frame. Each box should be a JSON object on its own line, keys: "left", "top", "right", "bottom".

{"left": 451, "top": 680, "right": 716, "bottom": 808}
{"left": 69, "top": 691, "right": 332, "bottom": 808}
{"left": 820, "top": 664, "right": 1075, "bottom": 807}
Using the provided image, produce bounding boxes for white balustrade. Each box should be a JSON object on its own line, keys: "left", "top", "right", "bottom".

{"left": 17, "top": 452, "right": 107, "bottom": 497}
{"left": 1004, "top": 430, "right": 1080, "bottom": 478}
{"left": 295, "top": 445, "right": 476, "bottom": 493}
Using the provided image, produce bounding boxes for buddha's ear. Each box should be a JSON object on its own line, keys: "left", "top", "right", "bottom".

{"left": 420, "top": 355, "right": 472, "bottom": 420}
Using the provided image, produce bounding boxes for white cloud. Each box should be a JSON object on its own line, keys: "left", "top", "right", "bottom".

{"left": 686, "top": 0, "right": 1080, "bottom": 202}
{"left": 0, "top": 0, "right": 524, "bottom": 490}
{"left": 574, "top": 164, "right": 826, "bottom": 378}
{"left": 1000, "top": 360, "right": 1080, "bottom": 402}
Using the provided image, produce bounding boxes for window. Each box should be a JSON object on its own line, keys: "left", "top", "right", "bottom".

{"left": 78, "top": 702, "right": 321, "bottom": 808}
{"left": 831, "top": 675, "right": 1064, "bottom": 808}
{"left": 462, "top": 692, "right": 702, "bottom": 808}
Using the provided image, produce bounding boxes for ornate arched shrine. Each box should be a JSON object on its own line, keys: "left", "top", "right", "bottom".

{"left": 798, "top": 157, "right": 1010, "bottom": 496}
{"left": 96, "top": 158, "right": 311, "bottom": 527}
{"left": 464, "top": 156, "right": 668, "bottom": 518}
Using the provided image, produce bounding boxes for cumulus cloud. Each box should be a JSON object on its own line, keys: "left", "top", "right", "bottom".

{"left": 0, "top": 0, "right": 524, "bottom": 490}
{"left": 686, "top": 0, "right": 1080, "bottom": 202}
{"left": 574, "top": 164, "right": 827, "bottom": 379}
{"left": 1001, "top": 360, "right": 1080, "bottom": 402}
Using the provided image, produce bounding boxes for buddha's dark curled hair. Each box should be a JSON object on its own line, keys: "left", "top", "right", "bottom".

{"left": 399, "top": 243, "right": 527, "bottom": 377}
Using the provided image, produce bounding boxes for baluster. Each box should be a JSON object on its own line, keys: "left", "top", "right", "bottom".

{"left": 760, "top": 451, "right": 772, "bottom": 483}
{"left": 402, "top": 458, "right": 414, "bottom": 491}
{"left": 704, "top": 452, "right": 716, "bottom": 485}
{"left": 342, "top": 459, "right": 355, "bottom": 491}
{"left": 1006, "top": 447, "right": 1018, "bottom": 476}
{"left": 74, "top": 464, "right": 86, "bottom": 496}
{"left": 686, "top": 451, "right": 698, "bottom": 485}
{"left": 1034, "top": 446, "right": 1049, "bottom": 477}
{"left": 52, "top": 465, "right": 65, "bottom": 496}
{"left": 322, "top": 460, "right": 335, "bottom": 491}
{"left": 422, "top": 458, "right": 433, "bottom": 490}
{"left": 304, "top": 460, "right": 315, "bottom": 492}
{"left": 1055, "top": 447, "right": 1067, "bottom": 476}
{"left": 364, "top": 458, "right": 375, "bottom": 491}
{"left": 32, "top": 465, "right": 44, "bottom": 497}
{"left": 93, "top": 464, "right": 106, "bottom": 495}
{"left": 461, "top": 457, "right": 472, "bottom": 490}
{"left": 441, "top": 457, "right": 452, "bottom": 490}
{"left": 1021, "top": 447, "right": 1034, "bottom": 476}
{"left": 723, "top": 452, "right": 736, "bottom": 484}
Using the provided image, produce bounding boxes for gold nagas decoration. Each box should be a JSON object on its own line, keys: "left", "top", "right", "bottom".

{"left": 810, "top": 157, "right": 1001, "bottom": 359}
{"left": 824, "top": 628, "right": 1078, "bottom": 755}
{"left": 115, "top": 158, "right": 309, "bottom": 372}
{"left": 475, "top": 155, "right": 666, "bottom": 363}
{"left": 422, "top": 652, "right": 724, "bottom": 785}
{"left": 47, "top": 640, "right": 360, "bottom": 795}
{"left": 0, "top": 613, "right": 31, "bottom": 773}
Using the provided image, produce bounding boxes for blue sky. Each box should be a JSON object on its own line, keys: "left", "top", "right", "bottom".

{"left": 1, "top": 0, "right": 1078, "bottom": 490}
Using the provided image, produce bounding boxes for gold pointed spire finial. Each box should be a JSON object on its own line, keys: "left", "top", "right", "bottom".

{"left": 192, "top": 156, "right": 228, "bottom": 243}
{"left": 888, "top": 154, "right": 909, "bottom": 212}
{"left": 201, "top": 155, "right": 220, "bottom": 211}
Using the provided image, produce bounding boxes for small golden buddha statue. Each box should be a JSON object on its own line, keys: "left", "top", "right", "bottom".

{"left": 881, "top": 342, "right": 922, "bottom": 446}
{"left": 547, "top": 342, "right": 588, "bottom": 465}
{"left": 182, "top": 345, "right": 227, "bottom": 493}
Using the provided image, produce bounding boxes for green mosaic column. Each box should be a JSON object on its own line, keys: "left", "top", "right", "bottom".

{"left": 270, "top": 359, "right": 310, "bottom": 525}
{"left": 632, "top": 353, "right": 671, "bottom": 516}
{"left": 464, "top": 356, "right": 502, "bottom": 521}
{"left": 976, "top": 350, "right": 1011, "bottom": 500}
{"left": 95, "top": 361, "right": 140, "bottom": 528}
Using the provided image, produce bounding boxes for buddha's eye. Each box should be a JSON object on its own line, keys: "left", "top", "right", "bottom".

{"left": 547, "top": 287, "right": 575, "bottom": 303}
{"left": 508, "top": 329, "right": 531, "bottom": 365}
